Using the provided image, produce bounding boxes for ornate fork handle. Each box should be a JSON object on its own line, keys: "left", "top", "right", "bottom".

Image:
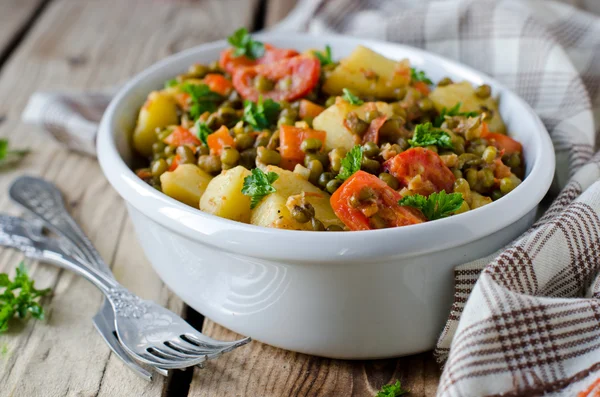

{"left": 9, "top": 176, "right": 111, "bottom": 276}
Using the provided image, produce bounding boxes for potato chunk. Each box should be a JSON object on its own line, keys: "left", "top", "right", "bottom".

{"left": 429, "top": 81, "right": 506, "bottom": 134}
{"left": 251, "top": 166, "right": 344, "bottom": 230}
{"left": 322, "top": 46, "right": 410, "bottom": 98}
{"left": 313, "top": 99, "right": 394, "bottom": 152}
{"left": 200, "top": 166, "right": 252, "bottom": 223}
{"left": 133, "top": 91, "right": 179, "bottom": 157}
{"left": 160, "top": 164, "right": 213, "bottom": 208}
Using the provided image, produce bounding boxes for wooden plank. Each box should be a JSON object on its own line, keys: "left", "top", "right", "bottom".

{"left": 188, "top": 323, "right": 441, "bottom": 396}
{"left": 0, "top": 0, "right": 258, "bottom": 396}
{"left": 0, "top": 0, "right": 46, "bottom": 62}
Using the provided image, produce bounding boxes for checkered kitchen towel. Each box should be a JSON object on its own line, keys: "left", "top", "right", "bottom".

{"left": 21, "top": 0, "right": 600, "bottom": 395}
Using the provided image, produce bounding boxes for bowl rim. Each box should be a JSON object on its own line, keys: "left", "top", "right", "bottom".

{"left": 97, "top": 32, "right": 555, "bottom": 263}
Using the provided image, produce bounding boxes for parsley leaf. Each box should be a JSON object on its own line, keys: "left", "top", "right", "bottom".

{"left": 408, "top": 123, "right": 454, "bottom": 150}
{"left": 242, "top": 168, "right": 279, "bottom": 209}
{"left": 433, "top": 102, "right": 480, "bottom": 127}
{"left": 195, "top": 121, "right": 212, "bottom": 146}
{"left": 314, "top": 45, "right": 333, "bottom": 66}
{"left": 227, "top": 27, "right": 265, "bottom": 60}
{"left": 342, "top": 88, "right": 363, "bottom": 105}
{"left": 182, "top": 83, "right": 223, "bottom": 120}
{"left": 336, "top": 145, "right": 363, "bottom": 181}
{"left": 410, "top": 67, "right": 433, "bottom": 85}
{"left": 0, "top": 262, "right": 51, "bottom": 334}
{"left": 164, "top": 79, "right": 178, "bottom": 89}
{"left": 243, "top": 96, "right": 281, "bottom": 130}
{"left": 0, "top": 139, "right": 29, "bottom": 168}
{"left": 398, "top": 190, "right": 464, "bottom": 221}
{"left": 375, "top": 380, "right": 410, "bottom": 397}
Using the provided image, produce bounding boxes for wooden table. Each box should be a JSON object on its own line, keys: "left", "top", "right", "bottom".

{"left": 0, "top": 1, "right": 441, "bottom": 396}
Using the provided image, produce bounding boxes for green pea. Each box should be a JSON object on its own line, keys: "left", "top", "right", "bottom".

{"left": 197, "top": 154, "right": 222, "bottom": 174}
{"left": 151, "top": 159, "right": 168, "bottom": 177}
{"left": 198, "top": 145, "right": 209, "bottom": 156}
{"left": 379, "top": 118, "right": 402, "bottom": 140}
{"left": 221, "top": 147, "right": 240, "bottom": 166}
{"left": 318, "top": 172, "right": 334, "bottom": 189}
{"left": 482, "top": 146, "right": 498, "bottom": 164}
{"left": 176, "top": 145, "right": 195, "bottom": 164}
{"left": 379, "top": 173, "right": 399, "bottom": 189}
{"left": 491, "top": 190, "right": 503, "bottom": 200}
{"left": 304, "top": 152, "right": 329, "bottom": 168}
{"left": 235, "top": 134, "right": 255, "bottom": 151}
{"left": 326, "top": 224, "right": 344, "bottom": 232}
{"left": 390, "top": 103, "right": 407, "bottom": 120}
{"left": 345, "top": 112, "right": 368, "bottom": 136}
{"left": 437, "top": 77, "right": 453, "bottom": 87}
{"left": 452, "top": 168, "right": 463, "bottom": 179}
{"left": 311, "top": 218, "right": 326, "bottom": 231}
{"left": 329, "top": 148, "right": 346, "bottom": 172}
{"left": 479, "top": 168, "right": 495, "bottom": 189}
{"left": 394, "top": 87, "right": 407, "bottom": 100}
{"left": 475, "top": 84, "right": 492, "bottom": 99}
{"left": 418, "top": 98, "right": 434, "bottom": 112}
{"left": 206, "top": 113, "right": 223, "bottom": 129}
{"left": 507, "top": 152, "right": 521, "bottom": 169}
{"left": 239, "top": 148, "right": 257, "bottom": 169}
{"left": 164, "top": 145, "right": 176, "bottom": 157}
{"left": 152, "top": 141, "right": 166, "bottom": 155}
{"left": 325, "top": 179, "right": 342, "bottom": 194}
{"left": 362, "top": 142, "right": 380, "bottom": 158}
{"left": 458, "top": 153, "right": 481, "bottom": 169}
{"left": 465, "top": 168, "right": 478, "bottom": 188}
{"left": 364, "top": 109, "right": 380, "bottom": 123}
{"left": 188, "top": 64, "right": 210, "bottom": 78}
{"left": 157, "top": 129, "right": 172, "bottom": 141}
{"left": 218, "top": 107, "right": 238, "bottom": 124}
{"left": 301, "top": 138, "right": 322, "bottom": 153}
{"left": 255, "top": 132, "right": 270, "bottom": 148}
{"left": 500, "top": 177, "right": 515, "bottom": 194}
{"left": 306, "top": 159, "right": 323, "bottom": 184}
{"left": 291, "top": 206, "right": 311, "bottom": 224}
{"left": 254, "top": 75, "right": 275, "bottom": 93}
{"left": 325, "top": 96, "right": 336, "bottom": 107}
{"left": 361, "top": 157, "right": 380, "bottom": 174}
{"left": 257, "top": 147, "right": 281, "bottom": 165}
{"left": 208, "top": 60, "right": 222, "bottom": 73}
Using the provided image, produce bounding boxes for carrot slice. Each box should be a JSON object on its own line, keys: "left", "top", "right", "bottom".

{"left": 207, "top": 125, "right": 234, "bottom": 156}
{"left": 298, "top": 99, "right": 325, "bottom": 119}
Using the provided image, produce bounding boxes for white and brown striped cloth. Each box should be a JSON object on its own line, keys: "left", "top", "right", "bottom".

{"left": 22, "top": 0, "right": 600, "bottom": 395}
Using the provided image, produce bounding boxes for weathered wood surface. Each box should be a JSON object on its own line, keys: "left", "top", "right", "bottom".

{"left": 0, "top": 0, "right": 442, "bottom": 396}
{"left": 0, "top": 0, "right": 258, "bottom": 396}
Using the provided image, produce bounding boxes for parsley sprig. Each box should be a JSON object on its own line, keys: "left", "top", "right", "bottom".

{"left": 242, "top": 168, "right": 279, "bottom": 209}
{"left": 375, "top": 380, "right": 410, "bottom": 397}
{"left": 182, "top": 83, "right": 223, "bottom": 120}
{"left": 408, "top": 123, "right": 453, "bottom": 150}
{"left": 336, "top": 145, "right": 363, "bottom": 181}
{"left": 0, "top": 139, "right": 29, "bottom": 168}
{"left": 228, "top": 28, "right": 265, "bottom": 60}
{"left": 410, "top": 67, "right": 433, "bottom": 85}
{"left": 243, "top": 96, "right": 281, "bottom": 130}
{"left": 399, "top": 190, "right": 463, "bottom": 221}
{"left": 433, "top": 102, "right": 479, "bottom": 127}
{"left": 342, "top": 88, "right": 363, "bottom": 105}
{"left": 314, "top": 45, "right": 333, "bottom": 66}
{"left": 0, "top": 263, "right": 51, "bottom": 333}
{"left": 164, "top": 79, "right": 178, "bottom": 89}
{"left": 195, "top": 121, "right": 212, "bottom": 145}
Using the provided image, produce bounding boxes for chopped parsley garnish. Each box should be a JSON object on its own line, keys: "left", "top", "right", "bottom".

{"left": 315, "top": 45, "right": 333, "bottom": 66}
{"left": 242, "top": 168, "right": 279, "bottom": 209}
{"left": 182, "top": 83, "right": 223, "bottom": 120}
{"left": 336, "top": 145, "right": 363, "bottom": 181}
{"left": 433, "top": 102, "right": 479, "bottom": 127}
{"left": 195, "top": 121, "right": 212, "bottom": 146}
{"left": 164, "top": 79, "right": 178, "bottom": 89}
{"left": 0, "top": 262, "right": 51, "bottom": 333}
{"left": 399, "top": 190, "right": 463, "bottom": 221}
{"left": 227, "top": 27, "right": 265, "bottom": 60}
{"left": 375, "top": 380, "right": 410, "bottom": 397}
{"left": 408, "top": 122, "right": 453, "bottom": 150}
{"left": 243, "top": 96, "right": 281, "bottom": 130}
{"left": 342, "top": 88, "right": 363, "bottom": 105}
{"left": 0, "top": 139, "right": 29, "bottom": 168}
{"left": 410, "top": 67, "right": 433, "bottom": 85}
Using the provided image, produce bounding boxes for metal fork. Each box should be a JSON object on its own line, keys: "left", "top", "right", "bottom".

{"left": 0, "top": 214, "right": 251, "bottom": 370}
{"left": 9, "top": 177, "right": 160, "bottom": 379}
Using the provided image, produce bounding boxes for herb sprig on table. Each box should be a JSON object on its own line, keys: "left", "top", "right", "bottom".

{"left": 375, "top": 380, "right": 410, "bottom": 397}
{"left": 0, "top": 262, "right": 51, "bottom": 333}
{"left": 0, "top": 139, "right": 29, "bottom": 168}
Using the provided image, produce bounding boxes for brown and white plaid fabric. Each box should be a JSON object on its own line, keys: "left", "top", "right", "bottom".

{"left": 21, "top": 0, "right": 600, "bottom": 395}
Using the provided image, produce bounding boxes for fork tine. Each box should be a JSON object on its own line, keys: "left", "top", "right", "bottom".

{"left": 148, "top": 346, "right": 194, "bottom": 361}
{"left": 165, "top": 340, "right": 213, "bottom": 355}
{"left": 160, "top": 343, "right": 211, "bottom": 359}
{"left": 138, "top": 351, "right": 207, "bottom": 369}
{"left": 182, "top": 333, "right": 252, "bottom": 351}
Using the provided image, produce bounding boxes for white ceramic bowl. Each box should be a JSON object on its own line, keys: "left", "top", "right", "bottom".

{"left": 97, "top": 33, "right": 555, "bottom": 359}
